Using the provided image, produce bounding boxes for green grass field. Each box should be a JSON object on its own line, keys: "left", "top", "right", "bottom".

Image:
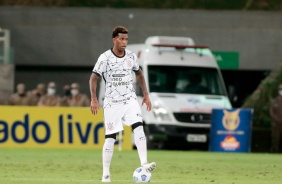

{"left": 0, "top": 148, "right": 282, "bottom": 184}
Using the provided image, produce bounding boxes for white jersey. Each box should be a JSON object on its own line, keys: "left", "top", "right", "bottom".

{"left": 93, "top": 49, "right": 139, "bottom": 108}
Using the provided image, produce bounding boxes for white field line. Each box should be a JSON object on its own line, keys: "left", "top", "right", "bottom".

{"left": 11, "top": 178, "right": 127, "bottom": 182}
{"left": 11, "top": 178, "right": 97, "bottom": 182}
{"left": 11, "top": 177, "right": 166, "bottom": 183}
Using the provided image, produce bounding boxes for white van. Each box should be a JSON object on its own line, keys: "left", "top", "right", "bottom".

{"left": 99, "top": 36, "right": 232, "bottom": 149}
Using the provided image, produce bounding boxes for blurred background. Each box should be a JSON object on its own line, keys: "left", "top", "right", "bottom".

{"left": 1, "top": 0, "right": 282, "bottom": 151}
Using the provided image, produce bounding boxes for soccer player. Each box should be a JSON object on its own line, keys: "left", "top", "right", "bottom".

{"left": 89, "top": 26, "right": 156, "bottom": 182}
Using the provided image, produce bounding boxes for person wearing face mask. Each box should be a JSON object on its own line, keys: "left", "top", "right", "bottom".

{"left": 60, "top": 84, "right": 72, "bottom": 106}
{"left": 37, "top": 82, "right": 61, "bottom": 106}
{"left": 67, "top": 83, "right": 90, "bottom": 107}
{"left": 269, "top": 84, "right": 282, "bottom": 153}
{"left": 8, "top": 83, "right": 32, "bottom": 106}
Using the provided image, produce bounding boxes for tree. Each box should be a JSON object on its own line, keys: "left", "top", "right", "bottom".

{"left": 242, "top": 62, "right": 282, "bottom": 127}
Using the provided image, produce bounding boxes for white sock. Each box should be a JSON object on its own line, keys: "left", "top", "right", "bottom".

{"left": 102, "top": 138, "right": 115, "bottom": 176}
{"left": 134, "top": 126, "right": 148, "bottom": 166}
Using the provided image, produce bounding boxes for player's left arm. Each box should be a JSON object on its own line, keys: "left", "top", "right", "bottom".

{"left": 135, "top": 69, "right": 151, "bottom": 111}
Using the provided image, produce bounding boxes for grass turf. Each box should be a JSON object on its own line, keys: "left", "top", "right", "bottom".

{"left": 0, "top": 148, "right": 282, "bottom": 184}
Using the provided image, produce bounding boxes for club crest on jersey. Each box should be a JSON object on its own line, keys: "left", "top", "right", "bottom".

{"left": 106, "top": 122, "right": 115, "bottom": 131}
{"left": 125, "top": 59, "right": 132, "bottom": 67}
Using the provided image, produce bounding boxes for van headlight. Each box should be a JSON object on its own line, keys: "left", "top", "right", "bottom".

{"left": 152, "top": 105, "right": 171, "bottom": 121}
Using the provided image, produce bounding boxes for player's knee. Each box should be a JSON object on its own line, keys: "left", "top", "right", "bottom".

{"left": 131, "top": 122, "right": 143, "bottom": 131}
{"left": 105, "top": 133, "right": 116, "bottom": 140}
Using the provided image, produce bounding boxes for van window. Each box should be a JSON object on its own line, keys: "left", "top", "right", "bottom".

{"left": 149, "top": 46, "right": 213, "bottom": 56}
{"left": 148, "top": 65, "right": 226, "bottom": 95}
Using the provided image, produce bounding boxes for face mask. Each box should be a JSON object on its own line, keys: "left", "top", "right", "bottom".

{"left": 65, "top": 89, "right": 71, "bottom": 97}
{"left": 71, "top": 89, "right": 79, "bottom": 96}
{"left": 279, "top": 90, "right": 282, "bottom": 96}
{"left": 19, "top": 93, "right": 26, "bottom": 97}
{"left": 47, "top": 88, "right": 56, "bottom": 95}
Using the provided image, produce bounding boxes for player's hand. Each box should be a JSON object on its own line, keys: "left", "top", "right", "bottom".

{"left": 142, "top": 95, "right": 152, "bottom": 111}
{"left": 90, "top": 100, "right": 99, "bottom": 115}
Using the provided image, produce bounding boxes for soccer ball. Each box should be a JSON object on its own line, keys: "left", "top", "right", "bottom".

{"left": 133, "top": 166, "right": 152, "bottom": 183}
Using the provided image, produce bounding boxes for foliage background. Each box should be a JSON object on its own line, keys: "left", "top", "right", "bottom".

{"left": 243, "top": 63, "right": 282, "bottom": 128}
{"left": 0, "top": 0, "right": 282, "bottom": 10}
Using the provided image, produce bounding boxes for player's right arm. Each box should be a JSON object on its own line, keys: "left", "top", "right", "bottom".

{"left": 90, "top": 53, "right": 108, "bottom": 115}
{"left": 89, "top": 54, "right": 107, "bottom": 115}
{"left": 89, "top": 73, "right": 100, "bottom": 115}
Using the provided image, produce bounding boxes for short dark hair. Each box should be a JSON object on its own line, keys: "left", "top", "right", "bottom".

{"left": 112, "top": 26, "right": 128, "bottom": 38}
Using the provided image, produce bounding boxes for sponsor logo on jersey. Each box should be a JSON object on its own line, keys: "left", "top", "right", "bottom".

{"left": 112, "top": 74, "right": 126, "bottom": 77}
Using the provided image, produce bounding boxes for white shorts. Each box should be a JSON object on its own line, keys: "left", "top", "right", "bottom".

{"left": 103, "top": 100, "right": 142, "bottom": 135}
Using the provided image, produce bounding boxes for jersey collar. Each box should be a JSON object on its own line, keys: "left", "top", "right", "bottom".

{"left": 111, "top": 48, "right": 126, "bottom": 58}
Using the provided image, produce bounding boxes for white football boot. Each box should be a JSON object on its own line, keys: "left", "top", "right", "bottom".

{"left": 142, "top": 162, "right": 157, "bottom": 172}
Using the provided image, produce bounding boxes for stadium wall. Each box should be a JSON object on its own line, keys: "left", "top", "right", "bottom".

{"left": 0, "top": 7, "right": 282, "bottom": 96}
{"left": 0, "top": 7, "right": 281, "bottom": 69}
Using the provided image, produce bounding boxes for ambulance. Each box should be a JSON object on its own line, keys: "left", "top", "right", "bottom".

{"left": 99, "top": 36, "right": 232, "bottom": 149}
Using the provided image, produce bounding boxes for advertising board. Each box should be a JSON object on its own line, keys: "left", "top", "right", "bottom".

{"left": 0, "top": 106, "right": 132, "bottom": 150}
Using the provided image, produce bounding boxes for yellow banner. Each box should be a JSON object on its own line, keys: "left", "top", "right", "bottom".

{"left": 0, "top": 106, "right": 132, "bottom": 150}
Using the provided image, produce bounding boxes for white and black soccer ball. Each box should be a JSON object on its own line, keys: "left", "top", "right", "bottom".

{"left": 133, "top": 166, "right": 152, "bottom": 183}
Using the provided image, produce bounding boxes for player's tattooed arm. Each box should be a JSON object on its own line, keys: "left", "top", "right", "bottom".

{"left": 89, "top": 73, "right": 100, "bottom": 115}
{"left": 135, "top": 69, "right": 152, "bottom": 111}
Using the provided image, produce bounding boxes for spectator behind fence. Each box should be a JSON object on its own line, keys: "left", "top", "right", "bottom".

{"left": 8, "top": 83, "right": 32, "bottom": 106}
{"left": 28, "top": 83, "right": 46, "bottom": 105}
{"left": 63, "top": 84, "right": 71, "bottom": 98}
{"left": 37, "top": 82, "right": 61, "bottom": 106}
{"left": 67, "top": 83, "right": 90, "bottom": 106}
{"left": 61, "top": 84, "right": 72, "bottom": 106}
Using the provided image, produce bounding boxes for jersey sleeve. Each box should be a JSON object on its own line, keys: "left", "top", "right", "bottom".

{"left": 132, "top": 53, "right": 140, "bottom": 71}
{"left": 92, "top": 54, "right": 107, "bottom": 76}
